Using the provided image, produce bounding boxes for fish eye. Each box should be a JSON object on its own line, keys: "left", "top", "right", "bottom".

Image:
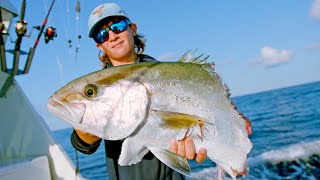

{"left": 84, "top": 84, "right": 98, "bottom": 98}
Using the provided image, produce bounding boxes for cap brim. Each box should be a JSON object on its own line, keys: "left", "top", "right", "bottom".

{"left": 88, "top": 15, "right": 128, "bottom": 37}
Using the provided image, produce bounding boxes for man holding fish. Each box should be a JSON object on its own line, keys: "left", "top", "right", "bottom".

{"left": 48, "top": 2, "right": 253, "bottom": 180}
{"left": 70, "top": 2, "right": 207, "bottom": 179}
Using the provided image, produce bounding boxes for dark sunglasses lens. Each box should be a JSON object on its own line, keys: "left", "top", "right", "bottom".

{"left": 111, "top": 20, "right": 128, "bottom": 34}
{"left": 93, "top": 20, "right": 129, "bottom": 44}
{"left": 94, "top": 29, "right": 108, "bottom": 44}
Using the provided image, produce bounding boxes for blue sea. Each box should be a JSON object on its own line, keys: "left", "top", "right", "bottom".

{"left": 53, "top": 81, "right": 320, "bottom": 180}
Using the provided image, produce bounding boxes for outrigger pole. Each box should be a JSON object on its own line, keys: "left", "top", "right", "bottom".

{"left": 23, "top": 0, "right": 56, "bottom": 74}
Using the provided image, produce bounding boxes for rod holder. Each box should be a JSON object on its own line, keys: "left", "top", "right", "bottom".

{"left": 23, "top": 47, "right": 35, "bottom": 74}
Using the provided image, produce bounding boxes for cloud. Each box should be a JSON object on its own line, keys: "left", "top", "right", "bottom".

{"left": 310, "top": 0, "right": 320, "bottom": 20}
{"left": 253, "top": 46, "right": 293, "bottom": 67}
{"left": 156, "top": 52, "right": 177, "bottom": 62}
{"left": 305, "top": 43, "right": 320, "bottom": 50}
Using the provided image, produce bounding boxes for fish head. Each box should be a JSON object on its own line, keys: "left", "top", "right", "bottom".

{"left": 48, "top": 72, "right": 150, "bottom": 140}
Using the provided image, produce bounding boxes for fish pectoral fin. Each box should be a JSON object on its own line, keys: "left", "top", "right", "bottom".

{"left": 148, "top": 147, "right": 191, "bottom": 177}
{"left": 118, "top": 137, "right": 149, "bottom": 166}
{"left": 151, "top": 110, "right": 206, "bottom": 130}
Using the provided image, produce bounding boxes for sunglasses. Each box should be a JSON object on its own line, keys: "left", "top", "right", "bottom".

{"left": 93, "top": 19, "right": 132, "bottom": 44}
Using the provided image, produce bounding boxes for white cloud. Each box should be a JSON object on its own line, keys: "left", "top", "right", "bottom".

{"left": 254, "top": 46, "right": 293, "bottom": 67}
{"left": 310, "top": 0, "right": 320, "bottom": 20}
{"left": 305, "top": 43, "right": 320, "bottom": 50}
{"left": 156, "top": 52, "right": 177, "bottom": 62}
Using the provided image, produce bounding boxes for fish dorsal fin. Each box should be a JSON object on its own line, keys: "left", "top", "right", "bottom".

{"left": 177, "top": 49, "right": 233, "bottom": 112}
{"left": 178, "top": 49, "right": 210, "bottom": 64}
{"left": 178, "top": 50, "right": 234, "bottom": 111}
{"left": 151, "top": 110, "right": 206, "bottom": 129}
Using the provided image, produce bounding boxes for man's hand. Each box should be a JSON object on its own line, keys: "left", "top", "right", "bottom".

{"left": 170, "top": 137, "right": 207, "bottom": 163}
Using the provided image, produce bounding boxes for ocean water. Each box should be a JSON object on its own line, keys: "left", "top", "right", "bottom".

{"left": 53, "top": 81, "right": 320, "bottom": 180}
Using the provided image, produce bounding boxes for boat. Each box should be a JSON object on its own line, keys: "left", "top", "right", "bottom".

{"left": 0, "top": 0, "right": 84, "bottom": 179}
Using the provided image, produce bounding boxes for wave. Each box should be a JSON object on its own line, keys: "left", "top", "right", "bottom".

{"left": 189, "top": 140, "right": 320, "bottom": 180}
{"left": 247, "top": 139, "right": 320, "bottom": 166}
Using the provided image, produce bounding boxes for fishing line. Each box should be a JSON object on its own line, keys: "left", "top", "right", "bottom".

{"left": 66, "top": 0, "right": 73, "bottom": 53}
{"left": 56, "top": 56, "right": 64, "bottom": 85}
{"left": 66, "top": 0, "right": 72, "bottom": 52}
{"left": 42, "top": 0, "right": 48, "bottom": 14}
{"left": 75, "top": 148, "right": 80, "bottom": 180}
{"left": 75, "top": 0, "right": 81, "bottom": 63}
{"left": 57, "top": 0, "right": 71, "bottom": 52}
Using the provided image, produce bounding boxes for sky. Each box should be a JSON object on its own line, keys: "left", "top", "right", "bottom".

{"left": 2, "top": 0, "right": 320, "bottom": 130}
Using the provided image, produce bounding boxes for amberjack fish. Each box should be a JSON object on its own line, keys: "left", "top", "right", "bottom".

{"left": 48, "top": 51, "right": 253, "bottom": 179}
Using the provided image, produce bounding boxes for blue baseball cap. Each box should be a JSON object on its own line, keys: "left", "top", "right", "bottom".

{"left": 88, "top": 3, "right": 129, "bottom": 37}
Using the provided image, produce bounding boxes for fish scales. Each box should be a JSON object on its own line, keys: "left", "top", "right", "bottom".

{"left": 48, "top": 56, "right": 253, "bottom": 179}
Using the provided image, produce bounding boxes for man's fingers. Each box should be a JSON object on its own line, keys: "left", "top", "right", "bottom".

{"left": 177, "top": 140, "right": 186, "bottom": 157}
{"left": 196, "top": 148, "right": 207, "bottom": 163}
{"left": 170, "top": 138, "right": 207, "bottom": 163}
{"left": 185, "top": 137, "right": 196, "bottom": 160}
{"left": 170, "top": 139, "right": 178, "bottom": 154}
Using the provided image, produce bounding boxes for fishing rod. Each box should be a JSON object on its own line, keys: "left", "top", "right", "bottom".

{"left": 0, "top": 7, "right": 7, "bottom": 72}
{"left": 0, "top": 0, "right": 27, "bottom": 97}
{"left": 11, "top": 0, "right": 27, "bottom": 76}
{"left": 23, "top": 0, "right": 56, "bottom": 74}
{"left": 1, "top": 0, "right": 56, "bottom": 97}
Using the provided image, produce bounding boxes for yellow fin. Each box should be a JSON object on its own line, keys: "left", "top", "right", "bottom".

{"left": 152, "top": 110, "right": 206, "bottom": 129}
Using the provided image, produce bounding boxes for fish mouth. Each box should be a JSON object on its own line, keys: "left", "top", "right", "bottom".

{"left": 48, "top": 96, "right": 86, "bottom": 124}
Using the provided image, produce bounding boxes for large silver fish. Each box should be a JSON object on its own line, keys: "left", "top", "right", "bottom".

{"left": 48, "top": 51, "right": 253, "bottom": 179}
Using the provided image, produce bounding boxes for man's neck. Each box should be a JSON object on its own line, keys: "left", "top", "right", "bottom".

{"left": 110, "top": 53, "right": 138, "bottom": 67}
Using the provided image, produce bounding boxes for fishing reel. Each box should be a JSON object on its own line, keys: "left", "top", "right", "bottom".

{"left": 44, "top": 26, "right": 57, "bottom": 43}
{"left": 0, "top": 21, "right": 5, "bottom": 34}
{"left": 15, "top": 20, "right": 28, "bottom": 36}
